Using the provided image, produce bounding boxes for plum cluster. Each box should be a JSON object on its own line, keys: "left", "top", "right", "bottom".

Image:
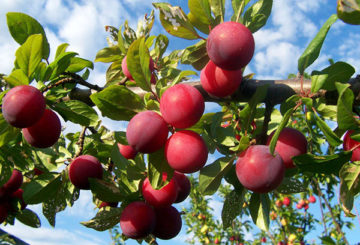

{"left": 126, "top": 83, "right": 208, "bottom": 173}
{"left": 201, "top": 21, "right": 255, "bottom": 98}
{"left": 236, "top": 127, "right": 308, "bottom": 193}
{"left": 2, "top": 85, "right": 61, "bottom": 148}
{"left": 0, "top": 170, "right": 26, "bottom": 223}
{"left": 118, "top": 82, "right": 207, "bottom": 240}
{"left": 120, "top": 171, "right": 191, "bottom": 240}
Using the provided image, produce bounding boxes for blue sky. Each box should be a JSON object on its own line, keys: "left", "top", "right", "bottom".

{"left": 0, "top": 0, "right": 360, "bottom": 244}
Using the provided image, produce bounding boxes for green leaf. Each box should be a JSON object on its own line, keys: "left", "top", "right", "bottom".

{"left": 154, "top": 34, "right": 169, "bottom": 60}
{"left": 231, "top": 0, "right": 251, "bottom": 22}
{"left": 54, "top": 100, "right": 99, "bottom": 127}
{"left": 66, "top": 57, "right": 94, "bottom": 73}
{"left": 4, "top": 69, "right": 29, "bottom": 86}
{"left": 279, "top": 95, "right": 300, "bottom": 115}
{"left": 336, "top": 82, "right": 358, "bottom": 130}
{"left": 269, "top": 108, "right": 293, "bottom": 155}
{"left": 189, "top": 0, "right": 212, "bottom": 24}
{"left": 188, "top": 12, "right": 210, "bottom": 34}
{"left": 199, "top": 157, "right": 234, "bottom": 195}
{"left": 171, "top": 70, "right": 198, "bottom": 86}
{"left": 337, "top": 0, "right": 360, "bottom": 25}
{"left": 188, "top": 0, "right": 213, "bottom": 33}
{"left": 95, "top": 46, "right": 122, "bottom": 63}
{"left": 222, "top": 188, "right": 246, "bottom": 229}
{"left": 0, "top": 164, "right": 13, "bottom": 187}
{"left": 81, "top": 206, "right": 123, "bottom": 231}
{"left": 0, "top": 114, "right": 21, "bottom": 148}
{"left": 239, "top": 84, "right": 269, "bottom": 132}
{"left": 16, "top": 209, "right": 41, "bottom": 228}
{"left": 276, "top": 177, "right": 307, "bottom": 194}
{"left": 48, "top": 52, "right": 78, "bottom": 80}
{"left": 23, "top": 173, "right": 62, "bottom": 204}
{"left": 181, "top": 40, "right": 209, "bottom": 70}
{"left": 153, "top": 3, "right": 200, "bottom": 40}
{"left": 148, "top": 148, "right": 173, "bottom": 189}
{"left": 224, "top": 164, "right": 243, "bottom": 190}
{"left": 127, "top": 37, "right": 152, "bottom": 92}
{"left": 6, "top": 12, "right": 50, "bottom": 59}
{"left": 15, "top": 34, "right": 43, "bottom": 78}
{"left": 314, "top": 114, "right": 342, "bottom": 147}
{"left": 90, "top": 85, "right": 145, "bottom": 121}
{"left": 210, "top": 0, "right": 225, "bottom": 22}
{"left": 339, "top": 161, "right": 360, "bottom": 217}
{"left": 311, "top": 61, "right": 355, "bottom": 93}
{"left": 43, "top": 172, "right": 79, "bottom": 227}
{"left": 249, "top": 193, "right": 270, "bottom": 231}
{"left": 0, "top": 145, "right": 33, "bottom": 171}
{"left": 293, "top": 151, "right": 352, "bottom": 176}
{"left": 89, "top": 178, "right": 126, "bottom": 202}
{"left": 55, "top": 43, "right": 70, "bottom": 58}
{"left": 243, "top": 0, "right": 273, "bottom": 33}
{"left": 298, "top": 14, "right": 338, "bottom": 74}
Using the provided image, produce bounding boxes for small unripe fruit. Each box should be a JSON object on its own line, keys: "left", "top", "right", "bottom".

{"left": 126, "top": 111, "right": 169, "bottom": 153}
{"left": 283, "top": 196, "right": 291, "bottom": 207}
{"left": 69, "top": 155, "right": 103, "bottom": 190}
{"left": 2, "top": 85, "right": 46, "bottom": 128}
{"left": 308, "top": 195, "right": 316, "bottom": 203}
{"left": 142, "top": 173, "right": 178, "bottom": 208}
{"left": 152, "top": 206, "right": 182, "bottom": 240}
{"left": 22, "top": 109, "right": 61, "bottom": 148}
{"left": 160, "top": 84, "right": 205, "bottom": 129}
{"left": 120, "top": 201, "right": 156, "bottom": 239}
{"left": 267, "top": 127, "right": 307, "bottom": 168}
{"left": 207, "top": 21, "right": 255, "bottom": 70}
{"left": 99, "top": 201, "right": 118, "bottom": 208}
{"left": 343, "top": 130, "right": 360, "bottom": 162}
{"left": 275, "top": 199, "right": 283, "bottom": 207}
{"left": 236, "top": 145, "right": 285, "bottom": 193}
{"left": 172, "top": 171, "right": 191, "bottom": 203}
{"left": 200, "top": 60, "right": 242, "bottom": 97}
{"left": 117, "top": 143, "right": 137, "bottom": 159}
{"left": 165, "top": 130, "right": 208, "bottom": 173}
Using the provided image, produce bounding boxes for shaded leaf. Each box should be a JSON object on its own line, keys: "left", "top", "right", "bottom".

{"left": 311, "top": 61, "right": 355, "bottom": 93}
{"left": 337, "top": 0, "right": 360, "bottom": 25}
{"left": 243, "top": 0, "right": 273, "bottom": 33}
{"left": 249, "top": 193, "right": 270, "bottom": 231}
{"left": 16, "top": 209, "right": 41, "bottom": 228}
{"left": 81, "top": 207, "right": 123, "bottom": 231}
{"left": 339, "top": 161, "right": 360, "bottom": 217}
{"left": 199, "top": 157, "right": 234, "bottom": 195}
{"left": 222, "top": 188, "right": 246, "bottom": 228}
{"left": 293, "top": 151, "right": 352, "bottom": 176}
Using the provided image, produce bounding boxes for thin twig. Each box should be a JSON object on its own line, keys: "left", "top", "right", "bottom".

{"left": 314, "top": 179, "right": 349, "bottom": 245}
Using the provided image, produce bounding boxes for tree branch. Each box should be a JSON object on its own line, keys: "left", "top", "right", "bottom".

{"left": 67, "top": 77, "right": 360, "bottom": 106}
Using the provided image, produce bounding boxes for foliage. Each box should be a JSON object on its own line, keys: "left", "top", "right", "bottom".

{"left": 0, "top": 0, "right": 359, "bottom": 245}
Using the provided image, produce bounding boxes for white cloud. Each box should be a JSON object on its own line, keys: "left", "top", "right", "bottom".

{"left": 1, "top": 223, "right": 104, "bottom": 245}
{"left": 254, "top": 42, "right": 301, "bottom": 79}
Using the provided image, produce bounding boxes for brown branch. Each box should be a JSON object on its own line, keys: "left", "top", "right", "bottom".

{"left": 67, "top": 77, "right": 360, "bottom": 107}
{"left": 74, "top": 127, "right": 87, "bottom": 158}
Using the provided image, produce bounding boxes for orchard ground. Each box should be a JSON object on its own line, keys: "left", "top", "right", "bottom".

{"left": 0, "top": 0, "right": 360, "bottom": 244}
